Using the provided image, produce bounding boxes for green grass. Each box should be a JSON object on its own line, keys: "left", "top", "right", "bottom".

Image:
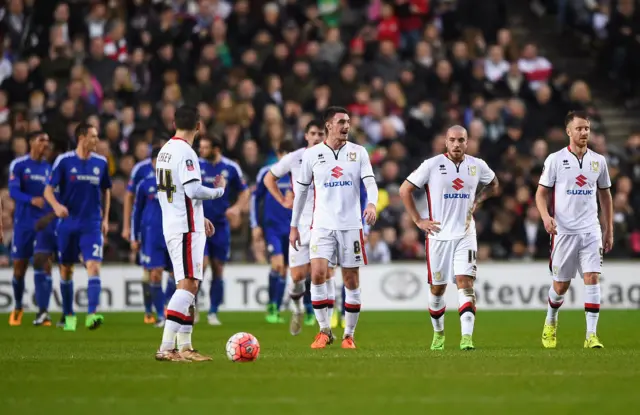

{"left": 2, "top": 310, "right": 640, "bottom": 414}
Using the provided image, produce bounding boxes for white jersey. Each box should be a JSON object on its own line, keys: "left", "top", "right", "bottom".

{"left": 539, "top": 146, "right": 611, "bottom": 235}
{"left": 155, "top": 137, "right": 205, "bottom": 235}
{"left": 296, "top": 141, "right": 374, "bottom": 231}
{"left": 406, "top": 154, "right": 495, "bottom": 241}
{"left": 270, "top": 147, "right": 315, "bottom": 226}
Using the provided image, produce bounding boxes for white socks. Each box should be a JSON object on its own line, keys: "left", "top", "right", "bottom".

{"left": 288, "top": 280, "right": 305, "bottom": 314}
{"left": 457, "top": 288, "right": 475, "bottom": 336}
{"left": 160, "top": 289, "right": 195, "bottom": 352}
{"left": 327, "top": 278, "right": 336, "bottom": 320}
{"left": 310, "top": 282, "right": 330, "bottom": 330}
{"left": 585, "top": 284, "right": 601, "bottom": 337}
{"left": 428, "top": 292, "right": 446, "bottom": 333}
{"left": 546, "top": 287, "right": 564, "bottom": 325}
{"left": 344, "top": 287, "right": 361, "bottom": 337}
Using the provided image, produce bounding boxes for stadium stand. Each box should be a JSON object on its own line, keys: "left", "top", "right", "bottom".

{"left": 0, "top": 0, "right": 638, "bottom": 267}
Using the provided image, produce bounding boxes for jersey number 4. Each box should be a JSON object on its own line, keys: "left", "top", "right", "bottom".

{"left": 156, "top": 168, "right": 176, "bottom": 203}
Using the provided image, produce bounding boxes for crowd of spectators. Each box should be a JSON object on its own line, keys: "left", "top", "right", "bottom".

{"left": 0, "top": 0, "right": 638, "bottom": 267}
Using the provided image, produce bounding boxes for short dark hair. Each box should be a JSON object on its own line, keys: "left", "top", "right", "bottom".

{"left": 174, "top": 105, "right": 200, "bottom": 130}
{"left": 278, "top": 140, "right": 295, "bottom": 154}
{"left": 565, "top": 110, "right": 590, "bottom": 127}
{"left": 201, "top": 135, "right": 223, "bottom": 149}
{"left": 323, "top": 106, "right": 349, "bottom": 124}
{"left": 305, "top": 120, "right": 323, "bottom": 133}
{"left": 27, "top": 130, "right": 45, "bottom": 141}
{"left": 151, "top": 147, "right": 161, "bottom": 159}
{"left": 75, "top": 122, "right": 94, "bottom": 140}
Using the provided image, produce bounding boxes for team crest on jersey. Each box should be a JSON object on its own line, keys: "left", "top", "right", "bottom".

{"left": 93, "top": 167, "right": 100, "bottom": 175}
{"left": 186, "top": 159, "right": 195, "bottom": 171}
{"left": 591, "top": 161, "right": 599, "bottom": 173}
{"left": 468, "top": 166, "right": 477, "bottom": 176}
{"left": 221, "top": 169, "right": 229, "bottom": 178}
{"left": 348, "top": 152, "right": 357, "bottom": 161}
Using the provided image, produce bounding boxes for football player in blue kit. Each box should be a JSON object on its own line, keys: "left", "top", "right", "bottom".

{"left": 250, "top": 141, "right": 296, "bottom": 324}
{"left": 44, "top": 123, "right": 112, "bottom": 331}
{"left": 198, "top": 136, "right": 250, "bottom": 325}
{"left": 132, "top": 148, "right": 171, "bottom": 328}
{"left": 8, "top": 131, "right": 56, "bottom": 326}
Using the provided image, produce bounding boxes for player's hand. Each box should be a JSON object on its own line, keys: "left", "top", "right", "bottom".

{"left": 53, "top": 204, "right": 69, "bottom": 218}
{"left": 31, "top": 197, "right": 45, "bottom": 209}
{"left": 252, "top": 226, "right": 263, "bottom": 242}
{"left": 213, "top": 174, "right": 227, "bottom": 189}
{"left": 363, "top": 203, "right": 377, "bottom": 226}
{"left": 289, "top": 227, "right": 301, "bottom": 251}
{"left": 416, "top": 218, "right": 441, "bottom": 236}
{"left": 101, "top": 220, "right": 109, "bottom": 239}
{"left": 131, "top": 240, "right": 140, "bottom": 252}
{"left": 542, "top": 216, "right": 557, "bottom": 235}
{"left": 603, "top": 228, "right": 614, "bottom": 253}
{"left": 121, "top": 226, "right": 131, "bottom": 241}
{"left": 204, "top": 218, "right": 215, "bottom": 237}
{"left": 281, "top": 191, "right": 294, "bottom": 209}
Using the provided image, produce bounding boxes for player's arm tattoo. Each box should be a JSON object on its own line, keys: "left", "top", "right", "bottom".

{"left": 475, "top": 177, "right": 499, "bottom": 205}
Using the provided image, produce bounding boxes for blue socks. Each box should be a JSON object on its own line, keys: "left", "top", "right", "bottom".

{"left": 268, "top": 270, "right": 279, "bottom": 305}
{"left": 60, "top": 279, "right": 74, "bottom": 315}
{"left": 87, "top": 276, "right": 101, "bottom": 314}
{"left": 209, "top": 278, "right": 224, "bottom": 313}
{"left": 341, "top": 284, "right": 346, "bottom": 317}
{"left": 150, "top": 282, "right": 165, "bottom": 318}
{"left": 12, "top": 276, "right": 25, "bottom": 309}
{"left": 43, "top": 275, "right": 52, "bottom": 311}
{"left": 34, "top": 270, "right": 47, "bottom": 311}
{"left": 303, "top": 276, "right": 313, "bottom": 315}
{"left": 165, "top": 277, "right": 176, "bottom": 304}
{"left": 275, "top": 274, "right": 286, "bottom": 310}
{"left": 142, "top": 281, "right": 153, "bottom": 314}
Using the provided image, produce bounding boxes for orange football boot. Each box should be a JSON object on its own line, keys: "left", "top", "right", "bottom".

{"left": 9, "top": 309, "right": 23, "bottom": 326}
{"left": 311, "top": 331, "right": 333, "bottom": 349}
{"left": 341, "top": 336, "right": 357, "bottom": 349}
{"left": 144, "top": 314, "right": 157, "bottom": 324}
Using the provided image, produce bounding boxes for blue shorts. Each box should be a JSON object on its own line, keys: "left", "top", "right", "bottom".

{"left": 142, "top": 226, "right": 171, "bottom": 270}
{"left": 265, "top": 227, "right": 289, "bottom": 264}
{"left": 56, "top": 219, "right": 104, "bottom": 264}
{"left": 204, "top": 221, "right": 231, "bottom": 262}
{"left": 11, "top": 226, "right": 36, "bottom": 260}
{"left": 134, "top": 227, "right": 147, "bottom": 266}
{"left": 35, "top": 223, "right": 57, "bottom": 255}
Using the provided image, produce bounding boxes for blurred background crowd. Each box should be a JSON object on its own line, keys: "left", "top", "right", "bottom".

{"left": 0, "top": 0, "right": 639, "bottom": 266}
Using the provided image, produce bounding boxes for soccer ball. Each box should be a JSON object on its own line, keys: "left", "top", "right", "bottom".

{"left": 225, "top": 332, "right": 260, "bottom": 362}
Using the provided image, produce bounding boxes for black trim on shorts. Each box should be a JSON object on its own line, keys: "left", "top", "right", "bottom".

{"left": 182, "top": 233, "right": 190, "bottom": 278}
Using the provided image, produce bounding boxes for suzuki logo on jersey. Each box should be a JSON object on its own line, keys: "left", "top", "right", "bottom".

{"left": 331, "top": 166, "right": 343, "bottom": 179}
{"left": 452, "top": 178, "right": 464, "bottom": 191}
{"left": 575, "top": 175, "right": 587, "bottom": 187}
{"left": 444, "top": 178, "right": 470, "bottom": 199}
{"left": 567, "top": 189, "right": 594, "bottom": 195}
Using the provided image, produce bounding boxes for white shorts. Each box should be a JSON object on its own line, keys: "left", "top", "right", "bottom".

{"left": 549, "top": 232, "right": 602, "bottom": 282}
{"left": 289, "top": 225, "right": 311, "bottom": 268}
{"left": 310, "top": 228, "right": 367, "bottom": 268}
{"left": 426, "top": 234, "right": 477, "bottom": 286}
{"left": 165, "top": 231, "right": 206, "bottom": 282}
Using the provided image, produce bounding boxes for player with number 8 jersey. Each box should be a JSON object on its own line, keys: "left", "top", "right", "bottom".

{"left": 400, "top": 126, "right": 498, "bottom": 351}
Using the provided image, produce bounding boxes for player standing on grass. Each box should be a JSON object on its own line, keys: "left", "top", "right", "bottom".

{"left": 8, "top": 132, "right": 56, "bottom": 326}
{"left": 265, "top": 121, "right": 326, "bottom": 334}
{"left": 132, "top": 148, "right": 173, "bottom": 328}
{"left": 251, "top": 141, "right": 295, "bottom": 324}
{"left": 536, "top": 111, "right": 613, "bottom": 349}
{"left": 44, "top": 124, "right": 112, "bottom": 331}
{"left": 399, "top": 125, "right": 498, "bottom": 351}
{"left": 154, "top": 106, "right": 224, "bottom": 362}
{"left": 198, "top": 136, "right": 250, "bottom": 326}
{"left": 290, "top": 107, "right": 379, "bottom": 349}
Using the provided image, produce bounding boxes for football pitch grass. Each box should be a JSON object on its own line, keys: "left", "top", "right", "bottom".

{"left": 2, "top": 310, "right": 640, "bottom": 415}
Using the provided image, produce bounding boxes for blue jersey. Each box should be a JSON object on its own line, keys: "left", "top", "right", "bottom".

{"left": 199, "top": 157, "right": 248, "bottom": 224}
{"left": 250, "top": 164, "right": 292, "bottom": 232}
{"left": 127, "top": 158, "right": 153, "bottom": 193}
{"left": 47, "top": 151, "right": 112, "bottom": 223}
{"left": 8, "top": 155, "right": 52, "bottom": 229}
{"left": 132, "top": 174, "right": 163, "bottom": 241}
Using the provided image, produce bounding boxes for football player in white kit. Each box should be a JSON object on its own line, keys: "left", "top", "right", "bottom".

{"left": 289, "top": 107, "right": 379, "bottom": 349}
{"left": 536, "top": 111, "right": 613, "bottom": 349}
{"left": 264, "top": 120, "right": 335, "bottom": 336}
{"left": 154, "top": 106, "right": 226, "bottom": 362}
{"left": 400, "top": 125, "right": 498, "bottom": 351}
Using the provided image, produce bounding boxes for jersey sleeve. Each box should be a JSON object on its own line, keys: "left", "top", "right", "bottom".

{"left": 132, "top": 182, "right": 146, "bottom": 241}
{"left": 178, "top": 150, "right": 202, "bottom": 185}
{"left": 359, "top": 148, "right": 375, "bottom": 179}
{"left": 406, "top": 159, "right": 430, "bottom": 188}
{"left": 597, "top": 157, "right": 612, "bottom": 189}
{"left": 8, "top": 162, "right": 33, "bottom": 204}
{"left": 249, "top": 170, "right": 268, "bottom": 229}
{"left": 477, "top": 159, "right": 496, "bottom": 185}
{"left": 100, "top": 161, "right": 112, "bottom": 190}
{"left": 47, "top": 155, "right": 64, "bottom": 188}
{"left": 297, "top": 150, "right": 313, "bottom": 186}
{"left": 538, "top": 154, "right": 556, "bottom": 188}
{"left": 270, "top": 152, "right": 293, "bottom": 179}
{"left": 229, "top": 162, "right": 248, "bottom": 192}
